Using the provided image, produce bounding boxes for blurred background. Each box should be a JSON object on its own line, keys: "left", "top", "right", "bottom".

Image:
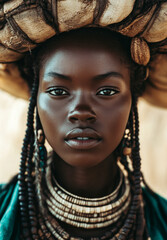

{"left": 0, "top": 89, "right": 28, "bottom": 183}
{"left": 0, "top": 88, "right": 167, "bottom": 198}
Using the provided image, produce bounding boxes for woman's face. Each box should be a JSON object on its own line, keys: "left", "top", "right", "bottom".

{"left": 37, "top": 31, "right": 132, "bottom": 168}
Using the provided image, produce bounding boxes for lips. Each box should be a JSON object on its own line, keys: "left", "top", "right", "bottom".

{"left": 64, "top": 128, "right": 102, "bottom": 150}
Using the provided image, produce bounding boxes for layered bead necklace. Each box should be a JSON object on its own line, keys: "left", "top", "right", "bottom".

{"left": 33, "top": 158, "right": 133, "bottom": 240}
{"left": 45, "top": 165, "right": 131, "bottom": 230}
{"left": 19, "top": 150, "right": 150, "bottom": 240}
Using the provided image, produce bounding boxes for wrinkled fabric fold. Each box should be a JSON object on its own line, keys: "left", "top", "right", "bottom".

{"left": 0, "top": 0, "right": 167, "bottom": 62}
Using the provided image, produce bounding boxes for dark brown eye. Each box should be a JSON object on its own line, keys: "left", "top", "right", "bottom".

{"left": 97, "top": 88, "right": 119, "bottom": 96}
{"left": 47, "top": 88, "right": 69, "bottom": 96}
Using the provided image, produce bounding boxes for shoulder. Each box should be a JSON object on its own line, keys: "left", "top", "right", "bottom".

{"left": 0, "top": 175, "right": 20, "bottom": 240}
{"left": 143, "top": 187, "right": 167, "bottom": 240}
{"left": 0, "top": 175, "right": 18, "bottom": 196}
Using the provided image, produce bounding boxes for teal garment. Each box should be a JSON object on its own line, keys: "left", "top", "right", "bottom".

{"left": 0, "top": 177, "right": 20, "bottom": 240}
{"left": 0, "top": 178, "right": 167, "bottom": 240}
{"left": 143, "top": 187, "right": 167, "bottom": 240}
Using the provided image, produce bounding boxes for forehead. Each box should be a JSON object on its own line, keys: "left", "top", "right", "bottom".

{"left": 40, "top": 49, "right": 128, "bottom": 82}
{"left": 37, "top": 28, "right": 131, "bottom": 69}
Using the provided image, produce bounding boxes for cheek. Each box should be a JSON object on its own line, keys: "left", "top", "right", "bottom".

{"left": 37, "top": 93, "right": 65, "bottom": 143}
{"left": 104, "top": 94, "right": 131, "bottom": 149}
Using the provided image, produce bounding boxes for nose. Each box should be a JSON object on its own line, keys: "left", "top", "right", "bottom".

{"left": 68, "top": 92, "right": 96, "bottom": 123}
{"left": 68, "top": 108, "right": 96, "bottom": 123}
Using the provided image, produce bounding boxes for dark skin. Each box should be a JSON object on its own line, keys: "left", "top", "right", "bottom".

{"left": 37, "top": 30, "right": 132, "bottom": 235}
{"left": 37, "top": 29, "right": 131, "bottom": 237}
{"left": 37, "top": 31, "right": 132, "bottom": 195}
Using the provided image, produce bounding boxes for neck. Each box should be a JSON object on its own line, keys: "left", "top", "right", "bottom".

{"left": 52, "top": 152, "right": 119, "bottom": 198}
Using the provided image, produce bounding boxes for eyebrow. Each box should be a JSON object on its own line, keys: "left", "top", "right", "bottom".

{"left": 93, "top": 72, "right": 124, "bottom": 81}
{"left": 44, "top": 72, "right": 71, "bottom": 80}
{"left": 44, "top": 71, "right": 123, "bottom": 81}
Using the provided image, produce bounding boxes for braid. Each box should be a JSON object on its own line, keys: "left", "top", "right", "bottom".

{"left": 132, "top": 97, "right": 141, "bottom": 196}
{"left": 18, "top": 62, "right": 39, "bottom": 239}
{"left": 116, "top": 97, "right": 149, "bottom": 240}
{"left": 123, "top": 97, "right": 150, "bottom": 240}
{"left": 132, "top": 98, "right": 149, "bottom": 239}
{"left": 18, "top": 62, "right": 56, "bottom": 240}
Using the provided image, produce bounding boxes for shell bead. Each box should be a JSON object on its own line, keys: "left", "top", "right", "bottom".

{"left": 130, "top": 37, "right": 150, "bottom": 66}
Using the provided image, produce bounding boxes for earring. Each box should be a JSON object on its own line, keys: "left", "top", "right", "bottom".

{"left": 122, "top": 128, "right": 132, "bottom": 156}
{"left": 36, "top": 128, "right": 47, "bottom": 172}
{"left": 35, "top": 111, "right": 47, "bottom": 172}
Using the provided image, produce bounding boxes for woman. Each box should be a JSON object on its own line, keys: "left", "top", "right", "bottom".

{"left": 0, "top": 27, "right": 167, "bottom": 240}
{"left": 0, "top": 0, "right": 167, "bottom": 239}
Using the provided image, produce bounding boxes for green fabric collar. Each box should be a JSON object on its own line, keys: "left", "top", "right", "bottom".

{"left": 143, "top": 187, "right": 167, "bottom": 240}
{"left": 0, "top": 179, "right": 20, "bottom": 240}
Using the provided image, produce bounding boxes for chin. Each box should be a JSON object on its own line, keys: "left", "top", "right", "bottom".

{"left": 62, "top": 155, "right": 107, "bottom": 169}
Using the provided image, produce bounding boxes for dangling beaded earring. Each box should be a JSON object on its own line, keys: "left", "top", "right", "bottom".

{"left": 122, "top": 127, "right": 132, "bottom": 156}
{"left": 37, "top": 129, "right": 47, "bottom": 172}
{"left": 35, "top": 113, "right": 47, "bottom": 173}
{"left": 118, "top": 116, "right": 134, "bottom": 175}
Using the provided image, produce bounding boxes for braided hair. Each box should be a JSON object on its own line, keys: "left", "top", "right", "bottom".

{"left": 18, "top": 28, "right": 149, "bottom": 239}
